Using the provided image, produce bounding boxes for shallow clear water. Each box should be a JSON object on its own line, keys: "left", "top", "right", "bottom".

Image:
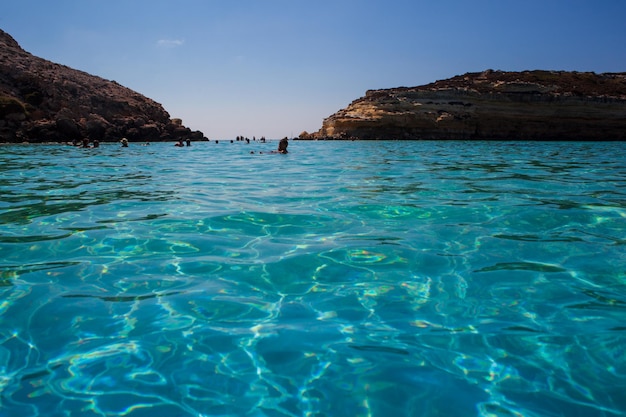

{"left": 1, "top": 140, "right": 625, "bottom": 417}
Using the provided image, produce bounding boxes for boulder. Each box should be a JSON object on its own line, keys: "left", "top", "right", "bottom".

{"left": 86, "top": 114, "right": 111, "bottom": 140}
{"left": 56, "top": 118, "right": 81, "bottom": 139}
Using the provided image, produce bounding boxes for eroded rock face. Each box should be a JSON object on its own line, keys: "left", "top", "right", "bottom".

{"left": 312, "top": 70, "right": 626, "bottom": 140}
{"left": 0, "top": 29, "right": 206, "bottom": 143}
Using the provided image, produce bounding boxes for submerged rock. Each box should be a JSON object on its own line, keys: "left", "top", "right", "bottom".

{"left": 0, "top": 29, "right": 206, "bottom": 143}
{"left": 310, "top": 69, "right": 626, "bottom": 140}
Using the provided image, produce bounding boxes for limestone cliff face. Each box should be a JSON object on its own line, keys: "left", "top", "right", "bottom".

{"left": 0, "top": 29, "right": 206, "bottom": 143}
{"left": 313, "top": 70, "right": 626, "bottom": 140}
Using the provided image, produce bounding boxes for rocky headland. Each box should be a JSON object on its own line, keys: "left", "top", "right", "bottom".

{"left": 308, "top": 70, "right": 626, "bottom": 140}
{"left": 0, "top": 29, "right": 206, "bottom": 143}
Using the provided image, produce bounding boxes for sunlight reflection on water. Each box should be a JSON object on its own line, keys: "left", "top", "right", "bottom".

{"left": 0, "top": 140, "right": 625, "bottom": 416}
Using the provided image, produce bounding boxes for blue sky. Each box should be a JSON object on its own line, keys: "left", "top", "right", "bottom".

{"left": 3, "top": 1, "right": 625, "bottom": 139}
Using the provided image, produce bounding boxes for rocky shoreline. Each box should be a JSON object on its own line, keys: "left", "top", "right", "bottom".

{"left": 303, "top": 70, "right": 626, "bottom": 141}
{"left": 0, "top": 29, "right": 206, "bottom": 143}
{"left": 4, "top": 26, "right": 626, "bottom": 143}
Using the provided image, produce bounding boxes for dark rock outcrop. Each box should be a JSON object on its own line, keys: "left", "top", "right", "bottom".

{"left": 311, "top": 70, "right": 626, "bottom": 140}
{"left": 0, "top": 29, "right": 206, "bottom": 143}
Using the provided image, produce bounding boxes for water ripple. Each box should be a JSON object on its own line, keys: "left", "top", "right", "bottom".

{"left": 0, "top": 141, "right": 625, "bottom": 417}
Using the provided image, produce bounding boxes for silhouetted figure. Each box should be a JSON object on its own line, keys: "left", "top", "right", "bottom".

{"left": 272, "top": 137, "right": 288, "bottom": 154}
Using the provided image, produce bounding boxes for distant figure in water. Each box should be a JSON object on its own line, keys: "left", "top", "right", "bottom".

{"left": 250, "top": 138, "right": 288, "bottom": 155}
{"left": 175, "top": 139, "right": 184, "bottom": 147}
{"left": 120, "top": 138, "right": 129, "bottom": 147}
{"left": 93, "top": 140, "right": 100, "bottom": 148}
{"left": 275, "top": 137, "right": 288, "bottom": 154}
{"left": 81, "top": 138, "right": 92, "bottom": 148}
{"left": 186, "top": 139, "right": 191, "bottom": 146}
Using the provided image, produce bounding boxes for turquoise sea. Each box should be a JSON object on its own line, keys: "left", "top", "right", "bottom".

{"left": 0, "top": 140, "right": 625, "bottom": 417}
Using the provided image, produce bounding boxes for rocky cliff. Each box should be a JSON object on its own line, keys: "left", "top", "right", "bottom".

{"left": 0, "top": 29, "right": 206, "bottom": 143}
{"left": 311, "top": 70, "right": 626, "bottom": 140}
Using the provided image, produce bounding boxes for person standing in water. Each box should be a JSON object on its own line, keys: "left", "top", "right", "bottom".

{"left": 276, "top": 137, "right": 288, "bottom": 154}
{"left": 251, "top": 137, "right": 290, "bottom": 155}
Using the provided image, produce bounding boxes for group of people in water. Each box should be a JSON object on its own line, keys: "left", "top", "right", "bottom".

{"left": 174, "top": 138, "right": 191, "bottom": 147}
{"left": 66, "top": 138, "right": 101, "bottom": 148}
{"left": 172, "top": 136, "right": 288, "bottom": 153}
{"left": 247, "top": 137, "right": 288, "bottom": 154}
{"left": 68, "top": 136, "right": 289, "bottom": 153}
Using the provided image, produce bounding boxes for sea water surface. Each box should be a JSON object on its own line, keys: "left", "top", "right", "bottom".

{"left": 0, "top": 140, "right": 625, "bottom": 417}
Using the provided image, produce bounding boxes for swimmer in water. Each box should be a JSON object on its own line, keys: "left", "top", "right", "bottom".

{"left": 275, "top": 138, "right": 288, "bottom": 154}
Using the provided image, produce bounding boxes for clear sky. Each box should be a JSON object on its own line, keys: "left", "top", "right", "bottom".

{"left": 2, "top": 0, "right": 625, "bottom": 139}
